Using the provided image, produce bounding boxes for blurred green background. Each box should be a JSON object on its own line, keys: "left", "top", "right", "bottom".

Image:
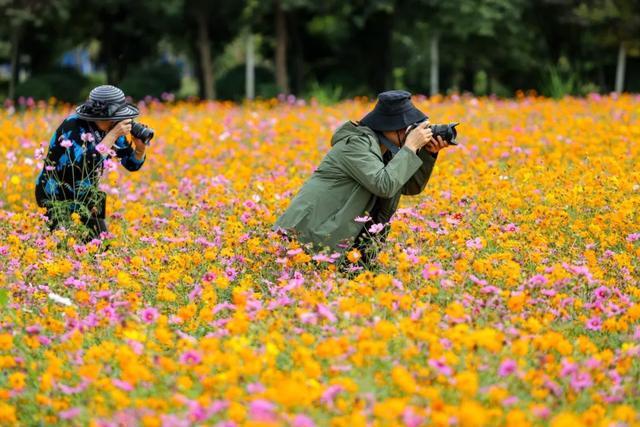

{"left": 1, "top": 0, "right": 639, "bottom": 103}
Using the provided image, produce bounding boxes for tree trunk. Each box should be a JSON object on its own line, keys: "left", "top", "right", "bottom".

{"left": 196, "top": 14, "right": 215, "bottom": 100}
{"left": 245, "top": 32, "right": 255, "bottom": 100}
{"left": 430, "top": 32, "right": 440, "bottom": 96}
{"left": 275, "top": 0, "right": 289, "bottom": 94}
{"left": 9, "top": 25, "right": 21, "bottom": 101}
{"left": 615, "top": 41, "right": 626, "bottom": 94}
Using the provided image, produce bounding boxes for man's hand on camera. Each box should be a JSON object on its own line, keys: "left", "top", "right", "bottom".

{"left": 404, "top": 121, "right": 432, "bottom": 153}
{"left": 425, "top": 135, "right": 448, "bottom": 154}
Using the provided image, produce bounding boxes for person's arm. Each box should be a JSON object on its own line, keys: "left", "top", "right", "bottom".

{"left": 402, "top": 134, "right": 447, "bottom": 196}
{"left": 339, "top": 136, "right": 423, "bottom": 198}
{"left": 113, "top": 136, "right": 145, "bottom": 171}
{"left": 402, "top": 150, "right": 437, "bottom": 195}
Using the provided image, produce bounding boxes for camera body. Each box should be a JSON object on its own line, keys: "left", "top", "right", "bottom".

{"left": 130, "top": 121, "right": 154, "bottom": 145}
{"left": 408, "top": 121, "right": 459, "bottom": 145}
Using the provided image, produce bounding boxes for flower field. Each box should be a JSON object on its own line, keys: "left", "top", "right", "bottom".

{"left": 0, "top": 95, "right": 639, "bottom": 426}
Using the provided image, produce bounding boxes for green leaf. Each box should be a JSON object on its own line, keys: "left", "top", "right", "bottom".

{"left": 0, "top": 288, "right": 8, "bottom": 307}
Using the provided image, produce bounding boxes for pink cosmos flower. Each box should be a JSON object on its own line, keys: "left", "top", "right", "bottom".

{"left": 81, "top": 132, "right": 95, "bottom": 143}
{"left": 627, "top": 233, "right": 640, "bottom": 242}
{"left": 317, "top": 304, "right": 337, "bottom": 323}
{"left": 466, "top": 237, "right": 484, "bottom": 249}
{"left": 139, "top": 307, "right": 159, "bottom": 324}
{"left": 59, "top": 407, "right": 81, "bottom": 420}
{"left": 502, "top": 223, "right": 519, "bottom": 232}
{"left": 103, "top": 158, "right": 117, "bottom": 172}
{"left": 586, "top": 316, "right": 602, "bottom": 331}
{"left": 570, "top": 371, "right": 593, "bottom": 392}
{"left": 402, "top": 408, "right": 424, "bottom": 427}
{"left": 249, "top": 399, "right": 277, "bottom": 422}
{"left": 179, "top": 350, "right": 203, "bottom": 366}
{"left": 422, "top": 263, "right": 444, "bottom": 280}
{"left": 112, "top": 379, "right": 134, "bottom": 391}
{"left": 320, "top": 385, "right": 344, "bottom": 407}
{"left": 529, "top": 274, "right": 548, "bottom": 286}
{"left": 498, "top": 359, "right": 517, "bottom": 377}
{"left": 95, "top": 143, "right": 109, "bottom": 155}
{"left": 593, "top": 286, "right": 611, "bottom": 300}
{"left": 247, "top": 383, "right": 265, "bottom": 394}
{"left": 292, "top": 414, "right": 316, "bottom": 427}
{"left": 60, "top": 139, "right": 73, "bottom": 148}
{"left": 428, "top": 358, "right": 453, "bottom": 376}
{"left": 368, "top": 223, "right": 385, "bottom": 234}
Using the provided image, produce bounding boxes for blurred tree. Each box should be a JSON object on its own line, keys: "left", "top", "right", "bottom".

{"left": 65, "top": 0, "right": 181, "bottom": 85}
{"left": 1, "top": 0, "right": 70, "bottom": 100}
{"left": 180, "top": 0, "right": 245, "bottom": 99}
{"left": 574, "top": 0, "right": 640, "bottom": 93}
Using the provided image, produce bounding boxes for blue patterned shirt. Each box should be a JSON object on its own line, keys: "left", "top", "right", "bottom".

{"left": 35, "top": 114, "right": 145, "bottom": 207}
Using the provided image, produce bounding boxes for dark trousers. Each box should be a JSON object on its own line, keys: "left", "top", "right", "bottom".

{"left": 45, "top": 209, "right": 108, "bottom": 242}
{"left": 39, "top": 190, "right": 108, "bottom": 243}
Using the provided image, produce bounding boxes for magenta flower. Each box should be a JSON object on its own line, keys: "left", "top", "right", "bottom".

{"left": 422, "top": 263, "right": 444, "bottom": 280}
{"left": 249, "top": 399, "right": 277, "bottom": 422}
{"left": 139, "top": 307, "right": 159, "bottom": 324}
{"left": 465, "top": 237, "right": 484, "bottom": 249}
{"left": 529, "top": 274, "right": 548, "bottom": 286}
{"left": 317, "top": 304, "right": 337, "bottom": 323}
{"left": 112, "top": 379, "right": 134, "bottom": 391}
{"left": 593, "top": 286, "right": 611, "bottom": 300}
{"left": 59, "top": 407, "right": 81, "bottom": 420}
{"left": 95, "top": 143, "right": 109, "bottom": 155}
{"left": 60, "top": 139, "right": 73, "bottom": 148}
{"left": 627, "top": 233, "right": 640, "bottom": 242}
{"left": 498, "top": 359, "right": 517, "bottom": 377}
{"left": 81, "top": 132, "right": 95, "bottom": 143}
{"left": 570, "top": 371, "right": 593, "bottom": 392}
{"left": 586, "top": 316, "right": 602, "bottom": 331}
{"left": 368, "top": 223, "right": 385, "bottom": 234}
{"left": 179, "top": 350, "right": 203, "bottom": 366}
{"left": 320, "top": 385, "right": 344, "bottom": 407}
{"left": 428, "top": 358, "right": 453, "bottom": 377}
{"left": 292, "top": 414, "right": 316, "bottom": 427}
{"left": 103, "top": 158, "right": 117, "bottom": 172}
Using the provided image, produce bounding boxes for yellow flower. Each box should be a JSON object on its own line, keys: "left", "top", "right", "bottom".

{"left": 550, "top": 412, "right": 585, "bottom": 427}
{"left": 346, "top": 248, "right": 362, "bottom": 264}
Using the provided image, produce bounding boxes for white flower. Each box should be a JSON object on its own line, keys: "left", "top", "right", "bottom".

{"left": 48, "top": 292, "right": 74, "bottom": 306}
{"left": 355, "top": 215, "right": 372, "bottom": 223}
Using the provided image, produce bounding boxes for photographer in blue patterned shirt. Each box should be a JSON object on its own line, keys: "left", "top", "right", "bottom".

{"left": 35, "top": 85, "right": 152, "bottom": 241}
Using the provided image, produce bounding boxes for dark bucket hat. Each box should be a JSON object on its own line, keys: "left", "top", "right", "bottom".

{"left": 75, "top": 85, "right": 139, "bottom": 121}
{"left": 360, "top": 90, "right": 427, "bottom": 131}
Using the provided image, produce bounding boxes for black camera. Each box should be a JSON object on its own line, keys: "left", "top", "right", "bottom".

{"left": 408, "top": 121, "right": 459, "bottom": 145}
{"left": 130, "top": 121, "right": 154, "bottom": 145}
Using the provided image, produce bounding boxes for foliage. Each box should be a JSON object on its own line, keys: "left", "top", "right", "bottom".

{"left": 15, "top": 67, "right": 89, "bottom": 102}
{"left": 119, "top": 62, "right": 182, "bottom": 100}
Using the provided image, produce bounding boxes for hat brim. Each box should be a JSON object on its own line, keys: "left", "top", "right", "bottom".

{"left": 75, "top": 104, "right": 140, "bottom": 121}
{"left": 360, "top": 107, "right": 427, "bottom": 132}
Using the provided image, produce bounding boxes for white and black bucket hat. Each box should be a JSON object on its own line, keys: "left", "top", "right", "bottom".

{"left": 75, "top": 85, "right": 139, "bottom": 121}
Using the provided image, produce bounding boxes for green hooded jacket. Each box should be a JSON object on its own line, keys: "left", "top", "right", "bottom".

{"left": 275, "top": 121, "right": 437, "bottom": 251}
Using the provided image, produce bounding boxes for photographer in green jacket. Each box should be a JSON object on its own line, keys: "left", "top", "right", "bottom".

{"left": 275, "top": 90, "right": 454, "bottom": 267}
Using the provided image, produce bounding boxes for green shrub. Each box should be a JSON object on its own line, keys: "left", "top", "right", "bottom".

{"left": 119, "top": 62, "right": 181, "bottom": 100}
{"left": 15, "top": 67, "right": 89, "bottom": 102}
